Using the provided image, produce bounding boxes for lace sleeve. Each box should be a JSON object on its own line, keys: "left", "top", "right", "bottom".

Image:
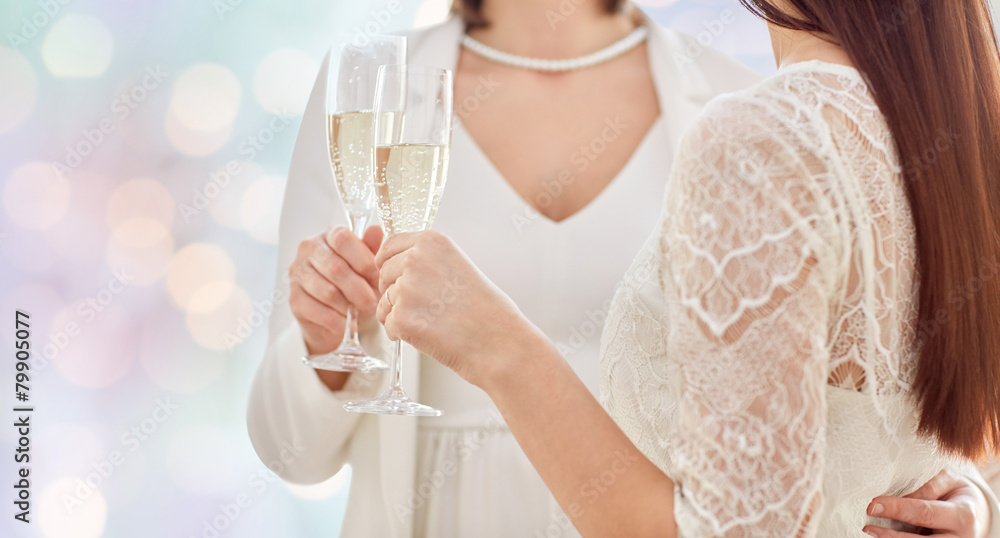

{"left": 661, "top": 96, "right": 844, "bottom": 536}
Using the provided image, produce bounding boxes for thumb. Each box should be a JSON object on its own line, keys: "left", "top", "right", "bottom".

{"left": 363, "top": 225, "right": 384, "bottom": 255}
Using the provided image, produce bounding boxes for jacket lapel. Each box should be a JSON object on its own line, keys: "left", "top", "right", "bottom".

{"left": 641, "top": 10, "right": 711, "bottom": 154}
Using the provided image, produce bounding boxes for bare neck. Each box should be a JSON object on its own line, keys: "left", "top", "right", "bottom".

{"left": 469, "top": 0, "right": 638, "bottom": 59}
{"left": 768, "top": 23, "right": 855, "bottom": 70}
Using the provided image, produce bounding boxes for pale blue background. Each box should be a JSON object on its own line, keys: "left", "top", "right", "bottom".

{"left": 0, "top": 1, "right": 994, "bottom": 537}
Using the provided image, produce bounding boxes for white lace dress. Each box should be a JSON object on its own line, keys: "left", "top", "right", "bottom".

{"left": 599, "top": 60, "right": 963, "bottom": 536}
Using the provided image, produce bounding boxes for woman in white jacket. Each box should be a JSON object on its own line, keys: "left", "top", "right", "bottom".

{"left": 246, "top": 1, "right": 998, "bottom": 536}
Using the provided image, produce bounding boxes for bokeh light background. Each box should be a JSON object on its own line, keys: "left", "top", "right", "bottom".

{"left": 1, "top": 1, "right": 997, "bottom": 537}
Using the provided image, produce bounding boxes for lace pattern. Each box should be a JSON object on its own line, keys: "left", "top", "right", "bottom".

{"left": 600, "top": 62, "right": 952, "bottom": 536}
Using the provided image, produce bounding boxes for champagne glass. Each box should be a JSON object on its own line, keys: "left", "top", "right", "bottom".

{"left": 302, "top": 36, "right": 405, "bottom": 373}
{"left": 344, "top": 65, "right": 453, "bottom": 416}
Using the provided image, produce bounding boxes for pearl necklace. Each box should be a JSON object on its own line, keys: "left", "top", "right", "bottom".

{"left": 461, "top": 26, "right": 648, "bottom": 72}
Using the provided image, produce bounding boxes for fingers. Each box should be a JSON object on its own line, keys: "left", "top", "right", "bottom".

{"left": 378, "top": 249, "right": 410, "bottom": 295}
{"left": 289, "top": 284, "right": 345, "bottom": 332}
{"left": 904, "top": 470, "right": 961, "bottom": 501}
{"left": 362, "top": 225, "right": 384, "bottom": 256}
{"left": 376, "top": 286, "right": 391, "bottom": 327}
{"left": 382, "top": 307, "right": 400, "bottom": 341}
{"left": 294, "top": 229, "right": 376, "bottom": 314}
{"left": 374, "top": 232, "right": 420, "bottom": 269}
{"left": 376, "top": 282, "right": 403, "bottom": 341}
{"left": 377, "top": 288, "right": 394, "bottom": 339}
{"left": 869, "top": 497, "right": 960, "bottom": 531}
{"left": 305, "top": 251, "right": 376, "bottom": 314}
{"left": 325, "top": 227, "right": 380, "bottom": 287}
{"left": 376, "top": 232, "right": 451, "bottom": 294}
{"left": 294, "top": 263, "right": 349, "bottom": 316}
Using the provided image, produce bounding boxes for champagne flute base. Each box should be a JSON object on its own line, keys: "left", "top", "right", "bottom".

{"left": 343, "top": 387, "right": 443, "bottom": 416}
{"left": 302, "top": 348, "right": 389, "bottom": 373}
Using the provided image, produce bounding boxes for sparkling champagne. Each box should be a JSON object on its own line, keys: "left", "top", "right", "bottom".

{"left": 329, "top": 110, "right": 401, "bottom": 216}
{"left": 374, "top": 144, "right": 450, "bottom": 234}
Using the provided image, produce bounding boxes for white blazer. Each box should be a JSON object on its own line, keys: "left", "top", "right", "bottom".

{"left": 246, "top": 12, "right": 1000, "bottom": 538}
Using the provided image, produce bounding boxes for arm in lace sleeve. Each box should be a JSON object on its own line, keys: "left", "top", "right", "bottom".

{"left": 661, "top": 97, "right": 844, "bottom": 537}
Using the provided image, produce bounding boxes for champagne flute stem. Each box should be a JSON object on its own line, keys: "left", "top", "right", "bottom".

{"left": 339, "top": 305, "right": 361, "bottom": 349}
{"left": 337, "top": 214, "right": 369, "bottom": 352}
{"left": 389, "top": 340, "right": 403, "bottom": 391}
{"left": 349, "top": 213, "right": 370, "bottom": 239}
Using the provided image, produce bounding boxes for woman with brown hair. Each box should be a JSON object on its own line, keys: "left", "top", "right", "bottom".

{"left": 371, "top": 0, "right": 1000, "bottom": 536}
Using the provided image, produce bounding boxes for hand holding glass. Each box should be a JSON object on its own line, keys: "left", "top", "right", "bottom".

{"left": 344, "top": 65, "right": 454, "bottom": 416}
{"left": 302, "top": 36, "right": 405, "bottom": 373}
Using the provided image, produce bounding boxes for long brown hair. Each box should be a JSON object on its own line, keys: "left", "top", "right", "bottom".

{"left": 741, "top": 0, "right": 1000, "bottom": 460}
{"left": 451, "top": 0, "right": 626, "bottom": 28}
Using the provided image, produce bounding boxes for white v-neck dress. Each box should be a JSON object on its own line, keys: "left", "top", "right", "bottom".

{"left": 410, "top": 114, "right": 671, "bottom": 535}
